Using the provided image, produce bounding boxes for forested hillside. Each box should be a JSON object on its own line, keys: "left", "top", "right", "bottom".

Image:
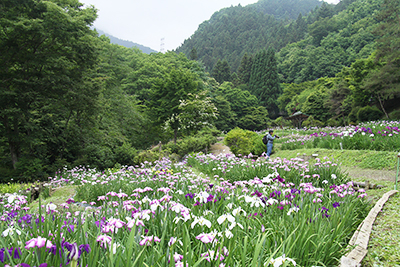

{"left": 176, "top": 0, "right": 378, "bottom": 83}
{"left": 175, "top": 0, "right": 323, "bottom": 72}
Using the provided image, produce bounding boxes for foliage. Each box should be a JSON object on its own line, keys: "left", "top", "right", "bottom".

{"left": 363, "top": 0, "right": 400, "bottom": 119}
{"left": 2, "top": 155, "right": 364, "bottom": 267}
{"left": 357, "top": 106, "right": 383, "bottom": 122}
{"left": 389, "top": 109, "right": 400, "bottom": 120}
{"left": 0, "top": 183, "right": 31, "bottom": 194}
{"left": 0, "top": 0, "right": 100, "bottom": 179}
{"left": 212, "top": 59, "right": 232, "bottom": 84}
{"left": 176, "top": 0, "right": 323, "bottom": 72}
{"left": 134, "top": 127, "right": 219, "bottom": 164}
{"left": 237, "top": 106, "right": 270, "bottom": 131}
{"left": 281, "top": 121, "right": 400, "bottom": 153}
{"left": 248, "top": 48, "right": 281, "bottom": 118}
{"left": 302, "top": 116, "right": 325, "bottom": 128}
{"left": 177, "top": 91, "right": 218, "bottom": 135}
{"left": 224, "top": 128, "right": 268, "bottom": 156}
{"left": 212, "top": 82, "right": 271, "bottom": 131}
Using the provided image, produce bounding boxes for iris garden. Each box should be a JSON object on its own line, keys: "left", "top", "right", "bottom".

{"left": 1, "top": 152, "right": 369, "bottom": 266}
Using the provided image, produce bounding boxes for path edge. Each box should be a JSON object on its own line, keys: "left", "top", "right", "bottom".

{"left": 339, "top": 189, "right": 399, "bottom": 267}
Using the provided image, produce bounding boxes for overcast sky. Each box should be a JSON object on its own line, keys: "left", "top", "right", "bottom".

{"left": 82, "top": 0, "right": 340, "bottom": 52}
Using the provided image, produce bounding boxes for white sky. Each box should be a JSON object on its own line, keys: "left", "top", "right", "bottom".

{"left": 82, "top": 0, "right": 340, "bottom": 52}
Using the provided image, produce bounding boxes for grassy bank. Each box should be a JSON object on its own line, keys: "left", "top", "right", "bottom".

{"left": 274, "top": 148, "right": 399, "bottom": 170}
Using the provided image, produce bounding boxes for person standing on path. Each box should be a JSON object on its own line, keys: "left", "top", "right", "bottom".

{"left": 264, "top": 130, "right": 280, "bottom": 157}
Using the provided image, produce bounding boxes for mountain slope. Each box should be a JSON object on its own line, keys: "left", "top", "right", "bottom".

{"left": 96, "top": 29, "right": 157, "bottom": 54}
{"left": 175, "top": 0, "right": 323, "bottom": 72}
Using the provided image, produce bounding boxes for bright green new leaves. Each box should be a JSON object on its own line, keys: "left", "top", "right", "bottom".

{"left": 148, "top": 68, "right": 200, "bottom": 143}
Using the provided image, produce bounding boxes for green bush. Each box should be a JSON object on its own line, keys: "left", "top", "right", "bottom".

{"left": 134, "top": 127, "right": 219, "bottom": 164}
{"left": 134, "top": 148, "right": 165, "bottom": 164}
{"left": 389, "top": 109, "right": 400, "bottom": 120}
{"left": 114, "top": 142, "right": 137, "bottom": 166}
{"left": 348, "top": 106, "right": 361, "bottom": 124}
{"left": 357, "top": 106, "right": 383, "bottom": 122}
{"left": 302, "top": 115, "right": 324, "bottom": 128}
{"left": 249, "top": 134, "right": 267, "bottom": 156}
{"left": 14, "top": 157, "right": 46, "bottom": 182}
{"left": 224, "top": 128, "right": 259, "bottom": 156}
{"left": 326, "top": 118, "right": 339, "bottom": 127}
{"left": 271, "top": 116, "right": 293, "bottom": 128}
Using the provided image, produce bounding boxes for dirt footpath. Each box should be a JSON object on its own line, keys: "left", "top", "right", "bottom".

{"left": 210, "top": 138, "right": 232, "bottom": 155}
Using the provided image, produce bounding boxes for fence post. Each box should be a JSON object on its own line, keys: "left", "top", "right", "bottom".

{"left": 396, "top": 152, "right": 400, "bottom": 190}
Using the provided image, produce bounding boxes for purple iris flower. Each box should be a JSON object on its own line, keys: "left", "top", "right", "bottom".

{"left": 0, "top": 247, "right": 21, "bottom": 263}
{"left": 251, "top": 190, "right": 263, "bottom": 197}
{"left": 21, "top": 263, "right": 48, "bottom": 267}
{"left": 185, "top": 193, "right": 195, "bottom": 199}
{"left": 332, "top": 202, "right": 340, "bottom": 208}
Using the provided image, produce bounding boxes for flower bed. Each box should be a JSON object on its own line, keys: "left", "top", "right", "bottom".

{"left": 281, "top": 121, "right": 400, "bottom": 151}
{"left": 0, "top": 155, "right": 369, "bottom": 267}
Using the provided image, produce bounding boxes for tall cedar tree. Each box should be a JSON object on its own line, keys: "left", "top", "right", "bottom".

{"left": 237, "top": 53, "right": 253, "bottom": 85}
{"left": 364, "top": 0, "right": 400, "bottom": 118}
{"left": 248, "top": 48, "right": 281, "bottom": 118}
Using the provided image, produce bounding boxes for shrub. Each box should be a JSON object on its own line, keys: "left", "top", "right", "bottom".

{"left": 302, "top": 116, "right": 324, "bottom": 128}
{"left": 271, "top": 116, "right": 293, "bottom": 128}
{"left": 224, "top": 128, "right": 258, "bottom": 156}
{"left": 348, "top": 106, "right": 361, "bottom": 124}
{"left": 114, "top": 142, "right": 137, "bottom": 166}
{"left": 134, "top": 127, "right": 219, "bottom": 164}
{"left": 250, "top": 134, "right": 268, "bottom": 155}
{"left": 326, "top": 118, "right": 339, "bottom": 127}
{"left": 389, "top": 109, "right": 400, "bottom": 120}
{"left": 134, "top": 148, "right": 165, "bottom": 164}
{"left": 357, "top": 106, "right": 383, "bottom": 122}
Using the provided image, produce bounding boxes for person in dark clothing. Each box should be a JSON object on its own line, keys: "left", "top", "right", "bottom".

{"left": 265, "top": 130, "right": 279, "bottom": 157}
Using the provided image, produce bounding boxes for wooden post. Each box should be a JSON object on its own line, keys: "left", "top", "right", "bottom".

{"left": 158, "top": 141, "right": 162, "bottom": 161}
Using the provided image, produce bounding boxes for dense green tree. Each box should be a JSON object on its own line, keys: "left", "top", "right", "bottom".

{"left": 238, "top": 106, "right": 269, "bottom": 131}
{"left": 212, "top": 95, "right": 236, "bottom": 132}
{"left": 328, "top": 80, "right": 353, "bottom": 123}
{"left": 248, "top": 48, "right": 281, "bottom": 118}
{"left": 212, "top": 59, "right": 231, "bottom": 84}
{"left": 176, "top": 0, "right": 322, "bottom": 72}
{"left": 302, "top": 89, "right": 331, "bottom": 122}
{"left": 148, "top": 68, "right": 200, "bottom": 143}
{"left": 363, "top": 0, "right": 400, "bottom": 118}
{"left": 237, "top": 53, "right": 253, "bottom": 85}
{"left": 189, "top": 47, "right": 198, "bottom": 60}
{"left": 177, "top": 91, "right": 218, "bottom": 135}
{"left": 317, "top": 2, "right": 334, "bottom": 19}
{"left": 0, "top": 0, "right": 99, "bottom": 171}
{"left": 278, "top": 83, "right": 307, "bottom": 114}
